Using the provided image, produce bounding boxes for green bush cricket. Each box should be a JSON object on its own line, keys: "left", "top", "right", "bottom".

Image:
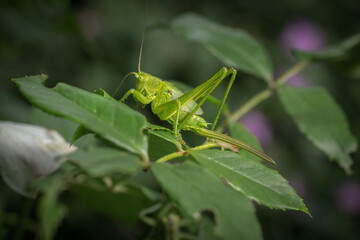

{"left": 115, "top": 9, "right": 275, "bottom": 165}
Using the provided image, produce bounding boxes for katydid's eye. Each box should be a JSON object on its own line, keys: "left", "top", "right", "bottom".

{"left": 140, "top": 76, "right": 144, "bottom": 80}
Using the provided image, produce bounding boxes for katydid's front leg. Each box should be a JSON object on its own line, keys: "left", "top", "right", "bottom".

{"left": 119, "top": 88, "right": 155, "bottom": 104}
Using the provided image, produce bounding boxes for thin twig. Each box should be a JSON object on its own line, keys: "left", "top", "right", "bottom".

{"left": 216, "top": 61, "right": 308, "bottom": 133}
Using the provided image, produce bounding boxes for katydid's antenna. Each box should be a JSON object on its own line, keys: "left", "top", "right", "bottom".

{"left": 109, "top": 0, "right": 147, "bottom": 99}
{"left": 110, "top": 72, "right": 136, "bottom": 97}
{"left": 93, "top": 71, "right": 135, "bottom": 123}
{"left": 80, "top": 1, "right": 148, "bottom": 147}
{"left": 138, "top": 0, "right": 148, "bottom": 72}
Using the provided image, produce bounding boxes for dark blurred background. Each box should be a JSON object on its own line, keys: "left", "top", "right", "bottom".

{"left": 0, "top": 0, "right": 359, "bottom": 239}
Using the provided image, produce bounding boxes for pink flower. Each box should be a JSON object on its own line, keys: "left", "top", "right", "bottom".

{"left": 281, "top": 18, "right": 326, "bottom": 58}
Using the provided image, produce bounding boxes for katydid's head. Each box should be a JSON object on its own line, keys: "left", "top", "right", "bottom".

{"left": 134, "top": 71, "right": 151, "bottom": 82}
{"left": 134, "top": 71, "right": 153, "bottom": 91}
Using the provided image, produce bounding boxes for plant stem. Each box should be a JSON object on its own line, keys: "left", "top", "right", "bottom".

{"left": 227, "top": 89, "right": 273, "bottom": 127}
{"left": 155, "top": 143, "right": 219, "bottom": 163}
{"left": 216, "top": 61, "right": 308, "bottom": 132}
{"left": 142, "top": 155, "right": 151, "bottom": 170}
{"left": 156, "top": 151, "right": 186, "bottom": 163}
{"left": 274, "top": 61, "right": 308, "bottom": 88}
{"left": 189, "top": 143, "right": 219, "bottom": 151}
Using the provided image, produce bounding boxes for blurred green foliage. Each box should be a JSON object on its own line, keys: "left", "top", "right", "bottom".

{"left": 1, "top": 0, "right": 360, "bottom": 239}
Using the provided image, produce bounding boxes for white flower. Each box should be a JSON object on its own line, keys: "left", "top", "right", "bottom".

{"left": 0, "top": 121, "right": 77, "bottom": 197}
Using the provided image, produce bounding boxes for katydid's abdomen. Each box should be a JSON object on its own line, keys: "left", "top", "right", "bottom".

{"left": 144, "top": 77, "right": 208, "bottom": 129}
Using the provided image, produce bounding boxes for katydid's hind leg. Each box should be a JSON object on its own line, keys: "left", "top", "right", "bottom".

{"left": 173, "top": 99, "right": 187, "bottom": 151}
{"left": 119, "top": 88, "right": 154, "bottom": 104}
{"left": 173, "top": 99, "right": 181, "bottom": 138}
{"left": 151, "top": 66, "right": 234, "bottom": 130}
{"left": 178, "top": 68, "right": 229, "bottom": 130}
{"left": 211, "top": 68, "right": 237, "bottom": 130}
{"left": 153, "top": 67, "right": 227, "bottom": 123}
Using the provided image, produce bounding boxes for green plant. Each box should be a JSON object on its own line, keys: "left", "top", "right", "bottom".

{"left": 4, "top": 12, "right": 358, "bottom": 240}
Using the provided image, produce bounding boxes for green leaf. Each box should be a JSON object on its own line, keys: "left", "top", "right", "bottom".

{"left": 278, "top": 86, "right": 357, "bottom": 173}
{"left": 70, "top": 125, "right": 92, "bottom": 145}
{"left": 197, "top": 216, "right": 221, "bottom": 240}
{"left": 30, "top": 109, "right": 98, "bottom": 148}
{"left": 69, "top": 147, "right": 143, "bottom": 177}
{"left": 172, "top": 13, "right": 273, "bottom": 82}
{"left": 146, "top": 123, "right": 182, "bottom": 150}
{"left": 13, "top": 75, "right": 148, "bottom": 161}
{"left": 229, "top": 122, "right": 263, "bottom": 162}
{"left": 148, "top": 133, "right": 180, "bottom": 161}
{"left": 146, "top": 123, "right": 181, "bottom": 160}
{"left": 73, "top": 184, "right": 154, "bottom": 227}
{"left": 293, "top": 33, "right": 360, "bottom": 62}
{"left": 38, "top": 187, "right": 67, "bottom": 240}
{"left": 152, "top": 161, "right": 262, "bottom": 240}
{"left": 33, "top": 164, "right": 74, "bottom": 240}
{"left": 30, "top": 108, "right": 78, "bottom": 143}
{"left": 191, "top": 150, "right": 310, "bottom": 215}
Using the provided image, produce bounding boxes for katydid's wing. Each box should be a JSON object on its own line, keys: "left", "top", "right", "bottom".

{"left": 171, "top": 85, "right": 204, "bottom": 115}
{"left": 171, "top": 80, "right": 228, "bottom": 111}
{"left": 191, "top": 127, "right": 276, "bottom": 165}
{"left": 155, "top": 74, "right": 222, "bottom": 120}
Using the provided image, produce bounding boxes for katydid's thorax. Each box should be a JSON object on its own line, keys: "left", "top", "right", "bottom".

{"left": 135, "top": 71, "right": 168, "bottom": 97}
